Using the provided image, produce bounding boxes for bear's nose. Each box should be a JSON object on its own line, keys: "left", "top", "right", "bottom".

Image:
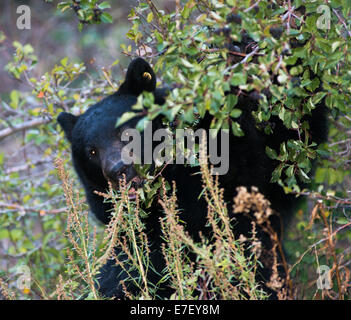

{"left": 104, "top": 160, "right": 128, "bottom": 182}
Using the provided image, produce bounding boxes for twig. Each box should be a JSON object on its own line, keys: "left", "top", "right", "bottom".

{"left": 0, "top": 202, "right": 66, "bottom": 215}
{"left": 329, "top": 138, "right": 351, "bottom": 147}
{"left": 201, "top": 47, "right": 264, "bottom": 58}
{"left": 290, "top": 219, "right": 351, "bottom": 272}
{"left": 223, "top": 46, "right": 260, "bottom": 74}
{"left": 318, "top": 204, "right": 344, "bottom": 299}
{"left": 101, "top": 67, "right": 117, "bottom": 91}
{"left": 332, "top": 9, "right": 351, "bottom": 38}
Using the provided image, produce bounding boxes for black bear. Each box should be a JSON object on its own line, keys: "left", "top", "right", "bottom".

{"left": 58, "top": 57, "right": 328, "bottom": 299}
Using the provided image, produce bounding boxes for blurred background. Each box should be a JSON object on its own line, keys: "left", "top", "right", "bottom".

{"left": 0, "top": 0, "right": 178, "bottom": 93}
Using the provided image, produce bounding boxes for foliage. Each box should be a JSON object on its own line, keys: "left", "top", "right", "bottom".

{"left": 57, "top": 0, "right": 113, "bottom": 31}
{"left": 124, "top": 0, "right": 351, "bottom": 192}
{"left": 119, "top": 1, "right": 351, "bottom": 299}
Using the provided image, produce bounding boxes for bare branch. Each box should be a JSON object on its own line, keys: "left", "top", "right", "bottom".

{"left": 332, "top": 9, "right": 351, "bottom": 38}
{"left": 0, "top": 202, "right": 66, "bottom": 215}
{"left": 223, "top": 45, "right": 260, "bottom": 74}
{"left": 0, "top": 117, "right": 51, "bottom": 141}
{"left": 4, "top": 159, "right": 52, "bottom": 174}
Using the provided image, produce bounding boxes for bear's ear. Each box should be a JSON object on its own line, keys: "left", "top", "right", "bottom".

{"left": 118, "top": 57, "right": 157, "bottom": 96}
{"left": 57, "top": 112, "right": 78, "bottom": 143}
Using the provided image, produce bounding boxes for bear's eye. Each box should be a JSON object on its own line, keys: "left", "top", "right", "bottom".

{"left": 89, "top": 148, "right": 98, "bottom": 157}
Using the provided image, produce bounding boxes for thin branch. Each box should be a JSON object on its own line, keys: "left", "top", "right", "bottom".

{"left": 332, "top": 8, "right": 351, "bottom": 38}
{"left": 289, "top": 220, "right": 351, "bottom": 273}
{"left": 244, "top": 0, "right": 262, "bottom": 13}
{"left": 0, "top": 202, "right": 66, "bottom": 215}
{"left": 0, "top": 117, "right": 51, "bottom": 141}
{"left": 223, "top": 46, "right": 260, "bottom": 74}
{"left": 101, "top": 67, "right": 117, "bottom": 91}
{"left": 4, "top": 159, "right": 52, "bottom": 175}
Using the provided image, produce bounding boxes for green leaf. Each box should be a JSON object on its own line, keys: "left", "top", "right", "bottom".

{"left": 10, "top": 229, "right": 23, "bottom": 241}
{"left": 312, "top": 92, "right": 326, "bottom": 105}
{"left": 57, "top": 1, "right": 71, "bottom": 10}
{"left": 226, "top": 94, "right": 238, "bottom": 111}
{"left": 315, "top": 167, "right": 327, "bottom": 183}
{"left": 336, "top": 217, "right": 349, "bottom": 225}
{"left": 231, "top": 122, "right": 244, "bottom": 137}
{"left": 0, "top": 229, "right": 9, "bottom": 240}
{"left": 286, "top": 165, "right": 294, "bottom": 178}
{"left": 271, "top": 165, "right": 283, "bottom": 182}
{"left": 230, "top": 109, "right": 242, "bottom": 118}
{"left": 10, "top": 90, "right": 20, "bottom": 109}
{"left": 147, "top": 12, "right": 154, "bottom": 23}
{"left": 299, "top": 168, "right": 310, "bottom": 182}
{"left": 230, "top": 73, "right": 247, "bottom": 86}
{"left": 101, "top": 12, "right": 113, "bottom": 23}
{"left": 181, "top": 58, "right": 194, "bottom": 68}
{"left": 266, "top": 146, "right": 278, "bottom": 160}
{"left": 98, "top": 1, "right": 111, "bottom": 9}
{"left": 116, "top": 112, "right": 138, "bottom": 127}
{"left": 61, "top": 57, "right": 68, "bottom": 67}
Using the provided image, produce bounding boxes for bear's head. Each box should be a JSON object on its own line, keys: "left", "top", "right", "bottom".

{"left": 57, "top": 58, "right": 167, "bottom": 223}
